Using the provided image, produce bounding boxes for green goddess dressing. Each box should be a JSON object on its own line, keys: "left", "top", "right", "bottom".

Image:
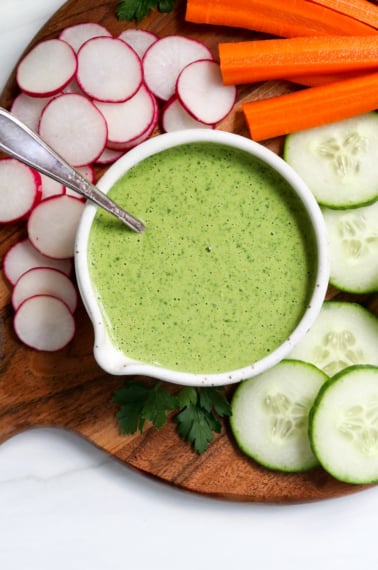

{"left": 88, "top": 142, "right": 317, "bottom": 374}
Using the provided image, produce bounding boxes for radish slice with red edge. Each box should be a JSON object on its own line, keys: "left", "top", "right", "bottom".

{"left": 59, "top": 22, "right": 112, "bottom": 52}
{"left": 14, "top": 295, "right": 75, "bottom": 351}
{"left": 118, "top": 29, "right": 158, "bottom": 58}
{"left": 143, "top": 35, "right": 213, "bottom": 101}
{"left": 161, "top": 96, "right": 214, "bottom": 132}
{"left": 112, "top": 99, "right": 159, "bottom": 151}
{"left": 16, "top": 39, "right": 77, "bottom": 97}
{"left": 3, "top": 238, "right": 72, "bottom": 286}
{"left": 95, "top": 147, "right": 124, "bottom": 165}
{"left": 177, "top": 59, "right": 237, "bottom": 125}
{"left": 63, "top": 78, "right": 84, "bottom": 95}
{"left": 12, "top": 267, "right": 78, "bottom": 313}
{"left": 27, "top": 195, "right": 85, "bottom": 259}
{"left": 94, "top": 85, "right": 158, "bottom": 150}
{"left": 0, "top": 159, "right": 42, "bottom": 224}
{"left": 77, "top": 37, "right": 143, "bottom": 103}
{"left": 38, "top": 93, "right": 107, "bottom": 167}
{"left": 10, "top": 93, "right": 52, "bottom": 132}
{"left": 40, "top": 173, "right": 65, "bottom": 200}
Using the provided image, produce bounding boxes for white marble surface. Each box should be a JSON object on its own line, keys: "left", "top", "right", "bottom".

{"left": 1, "top": 2, "right": 378, "bottom": 568}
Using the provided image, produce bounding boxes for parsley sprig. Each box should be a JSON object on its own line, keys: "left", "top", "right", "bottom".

{"left": 117, "top": 0, "right": 177, "bottom": 22}
{"left": 113, "top": 381, "right": 231, "bottom": 454}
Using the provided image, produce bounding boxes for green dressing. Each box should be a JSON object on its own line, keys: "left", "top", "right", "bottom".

{"left": 88, "top": 142, "right": 317, "bottom": 374}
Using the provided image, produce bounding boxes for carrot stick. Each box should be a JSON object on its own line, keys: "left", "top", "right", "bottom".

{"left": 219, "top": 36, "right": 378, "bottom": 85}
{"left": 306, "top": 0, "right": 378, "bottom": 29}
{"left": 242, "top": 71, "right": 378, "bottom": 141}
{"left": 287, "top": 70, "right": 366, "bottom": 86}
{"left": 185, "top": 0, "right": 377, "bottom": 37}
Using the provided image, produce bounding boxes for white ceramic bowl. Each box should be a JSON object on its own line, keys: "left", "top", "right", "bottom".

{"left": 75, "top": 129, "right": 329, "bottom": 386}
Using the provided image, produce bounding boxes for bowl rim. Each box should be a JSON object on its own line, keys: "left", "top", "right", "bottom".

{"left": 75, "top": 128, "right": 329, "bottom": 387}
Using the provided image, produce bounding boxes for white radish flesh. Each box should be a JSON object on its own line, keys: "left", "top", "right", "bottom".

{"left": 12, "top": 267, "right": 78, "bottom": 313}
{"left": 40, "top": 173, "right": 65, "bottom": 200}
{"left": 177, "top": 59, "right": 237, "bottom": 124}
{"left": 0, "top": 159, "right": 42, "bottom": 223}
{"left": 77, "top": 37, "right": 143, "bottom": 102}
{"left": 59, "top": 22, "right": 112, "bottom": 52}
{"left": 95, "top": 147, "right": 124, "bottom": 165}
{"left": 94, "top": 85, "right": 158, "bottom": 149}
{"left": 14, "top": 295, "right": 75, "bottom": 351}
{"left": 38, "top": 93, "right": 107, "bottom": 167}
{"left": 16, "top": 39, "right": 77, "bottom": 97}
{"left": 118, "top": 29, "right": 158, "bottom": 58}
{"left": 10, "top": 93, "right": 52, "bottom": 132}
{"left": 161, "top": 96, "right": 214, "bottom": 132}
{"left": 112, "top": 101, "right": 159, "bottom": 151}
{"left": 2, "top": 238, "right": 72, "bottom": 286}
{"left": 27, "top": 195, "right": 85, "bottom": 259}
{"left": 143, "top": 35, "right": 213, "bottom": 101}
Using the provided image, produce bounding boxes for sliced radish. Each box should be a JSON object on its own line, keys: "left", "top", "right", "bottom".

{"left": 10, "top": 93, "right": 52, "bottom": 132}
{"left": 27, "top": 195, "right": 85, "bottom": 259}
{"left": 14, "top": 294, "right": 75, "bottom": 351}
{"left": 95, "top": 147, "right": 124, "bottom": 165}
{"left": 0, "top": 159, "right": 42, "bottom": 224}
{"left": 94, "top": 84, "right": 158, "bottom": 149}
{"left": 62, "top": 78, "right": 84, "bottom": 95}
{"left": 38, "top": 93, "right": 107, "bottom": 167}
{"left": 16, "top": 38, "right": 77, "bottom": 97}
{"left": 65, "top": 164, "right": 94, "bottom": 199}
{"left": 176, "top": 59, "right": 236, "bottom": 125}
{"left": 40, "top": 173, "right": 65, "bottom": 200}
{"left": 12, "top": 267, "right": 78, "bottom": 313}
{"left": 76, "top": 37, "right": 143, "bottom": 102}
{"left": 143, "top": 35, "right": 213, "bottom": 101}
{"left": 161, "top": 96, "right": 214, "bottom": 132}
{"left": 59, "top": 22, "right": 112, "bottom": 52}
{"left": 3, "top": 238, "right": 72, "bottom": 286}
{"left": 109, "top": 97, "right": 159, "bottom": 151}
{"left": 118, "top": 29, "right": 158, "bottom": 58}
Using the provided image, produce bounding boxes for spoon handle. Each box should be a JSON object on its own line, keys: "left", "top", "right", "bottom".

{"left": 0, "top": 107, "right": 145, "bottom": 233}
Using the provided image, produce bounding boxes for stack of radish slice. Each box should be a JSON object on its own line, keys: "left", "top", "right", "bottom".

{"left": 2, "top": 21, "right": 236, "bottom": 352}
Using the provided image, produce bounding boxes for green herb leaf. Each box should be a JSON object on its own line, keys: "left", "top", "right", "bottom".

{"left": 113, "top": 380, "right": 231, "bottom": 454}
{"left": 113, "top": 380, "right": 177, "bottom": 433}
{"left": 174, "top": 386, "right": 231, "bottom": 454}
{"left": 117, "top": 0, "right": 177, "bottom": 21}
{"left": 175, "top": 403, "right": 221, "bottom": 455}
{"left": 198, "top": 387, "right": 232, "bottom": 417}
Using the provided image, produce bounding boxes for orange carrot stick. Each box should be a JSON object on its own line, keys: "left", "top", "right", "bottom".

{"left": 219, "top": 36, "right": 378, "bottom": 85}
{"left": 185, "top": 0, "right": 377, "bottom": 37}
{"left": 306, "top": 0, "right": 378, "bottom": 29}
{"left": 242, "top": 71, "right": 378, "bottom": 141}
{"left": 287, "top": 70, "right": 366, "bottom": 86}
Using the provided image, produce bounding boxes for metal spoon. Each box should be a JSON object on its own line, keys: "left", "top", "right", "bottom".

{"left": 0, "top": 107, "right": 145, "bottom": 233}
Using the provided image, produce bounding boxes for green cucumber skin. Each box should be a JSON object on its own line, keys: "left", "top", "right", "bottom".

{"left": 230, "top": 360, "right": 329, "bottom": 474}
{"left": 322, "top": 203, "right": 378, "bottom": 295}
{"left": 309, "top": 364, "right": 378, "bottom": 485}
{"left": 288, "top": 300, "right": 378, "bottom": 377}
{"left": 329, "top": 277, "right": 378, "bottom": 296}
{"left": 283, "top": 112, "right": 378, "bottom": 210}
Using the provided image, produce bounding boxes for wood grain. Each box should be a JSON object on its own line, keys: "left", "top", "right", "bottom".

{"left": 0, "top": 0, "right": 376, "bottom": 503}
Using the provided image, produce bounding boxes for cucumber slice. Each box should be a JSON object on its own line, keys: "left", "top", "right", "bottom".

{"left": 288, "top": 301, "right": 378, "bottom": 377}
{"left": 284, "top": 113, "right": 378, "bottom": 209}
{"left": 310, "top": 365, "right": 378, "bottom": 484}
{"left": 230, "top": 360, "right": 329, "bottom": 472}
{"left": 323, "top": 201, "right": 378, "bottom": 294}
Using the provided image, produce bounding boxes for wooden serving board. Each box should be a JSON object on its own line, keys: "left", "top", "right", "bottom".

{"left": 1, "top": 0, "right": 377, "bottom": 503}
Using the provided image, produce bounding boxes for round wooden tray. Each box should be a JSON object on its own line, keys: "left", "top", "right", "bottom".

{"left": 0, "top": 0, "right": 376, "bottom": 503}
